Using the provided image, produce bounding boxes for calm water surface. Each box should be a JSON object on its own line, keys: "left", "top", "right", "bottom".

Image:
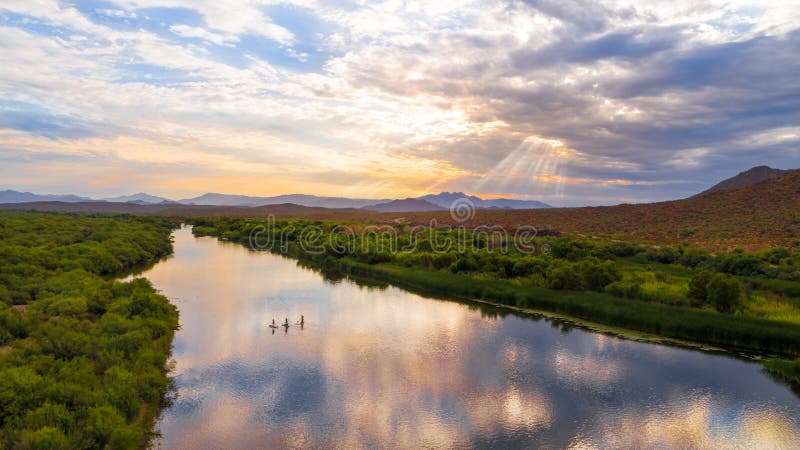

{"left": 141, "top": 227, "right": 800, "bottom": 448}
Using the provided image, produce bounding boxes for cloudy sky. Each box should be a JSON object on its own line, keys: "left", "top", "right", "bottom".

{"left": 1, "top": 0, "right": 798, "bottom": 205}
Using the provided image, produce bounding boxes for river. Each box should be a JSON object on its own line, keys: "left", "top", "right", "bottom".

{"left": 139, "top": 226, "right": 800, "bottom": 448}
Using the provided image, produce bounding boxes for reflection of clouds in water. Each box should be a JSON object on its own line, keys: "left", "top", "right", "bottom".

{"left": 469, "top": 386, "right": 552, "bottom": 433}
{"left": 149, "top": 229, "right": 800, "bottom": 448}
{"left": 316, "top": 286, "right": 552, "bottom": 447}
{"left": 586, "top": 395, "right": 800, "bottom": 449}
{"left": 551, "top": 347, "right": 624, "bottom": 390}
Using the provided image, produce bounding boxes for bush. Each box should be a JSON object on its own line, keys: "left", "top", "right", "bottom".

{"left": 0, "top": 327, "right": 11, "bottom": 346}
{"left": 688, "top": 270, "right": 713, "bottom": 304}
{"left": 450, "top": 256, "right": 479, "bottom": 274}
{"left": 48, "top": 297, "right": 89, "bottom": 317}
{"left": 718, "top": 253, "right": 769, "bottom": 277}
{"left": 547, "top": 264, "right": 584, "bottom": 290}
{"left": 578, "top": 259, "right": 622, "bottom": 292}
{"left": 0, "top": 285, "right": 11, "bottom": 305}
{"left": 603, "top": 241, "right": 642, "bottom": 258}
{"left": 707, "top": 274, "right": 742, "bottom": 313}
{"left": 679, "top": 247, "right": 710, "bottom": 268}
{"left": 643, "top": 247, "right": 680, "bottom": 264}
{"left": 757, "top": 247, "right": 791, "bottom": 265}
{"left": 21, "top": 427, "right": 71, "bottom": 450}
{"left": 511, "top": 257, "right": 548, "bottom": 277}
{"left": 84, "top": 405, "right": 127, "bottom": 449}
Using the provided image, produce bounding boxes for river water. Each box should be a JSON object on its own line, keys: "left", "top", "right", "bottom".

{"left": 141, "top": 226, "right": 800, "bottom": 448}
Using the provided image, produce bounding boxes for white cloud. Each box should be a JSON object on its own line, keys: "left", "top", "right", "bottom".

{"left": 169, "top": 24, "right": 239, "bottom": 47}
{"left": 107, "top": 0, "right": 295, "bottom": 44}
{"left": 0, "top": 0, "right": 798, "bottom": 202}
{"left": 95, "top": 8, "right": 137, "bottom": 19}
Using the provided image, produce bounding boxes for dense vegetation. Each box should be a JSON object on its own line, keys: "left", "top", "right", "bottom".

{"left": 190, "top": 217, "right": 800, "bottom": 358}
{"left": 0, "top": 212, "right": 178, "bottom": 449}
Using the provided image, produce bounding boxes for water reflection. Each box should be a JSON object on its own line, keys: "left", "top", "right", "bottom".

{"left": 143, "top": 227, "right": 800, "bottom": 449}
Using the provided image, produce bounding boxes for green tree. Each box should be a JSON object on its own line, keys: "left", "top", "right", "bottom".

{"left": 707, "top": 274, "right": 742, "bottom": 313}
{"left": 688, "top": 270, "right": 713, "bottom": 304}
{"left": 21, "top": 427, "right": 71, "bottom": 450}
{"left": 547, "top": 264, "right": 584, "bottom": 290}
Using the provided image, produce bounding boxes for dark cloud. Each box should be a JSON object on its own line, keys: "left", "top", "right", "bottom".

{"left": 517, "top": 0, "right": 634, "bottom": 34}
{"left": 512, "top": 27, "right": 681, "bottom": 69}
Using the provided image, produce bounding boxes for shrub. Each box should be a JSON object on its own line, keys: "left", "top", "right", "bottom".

{"left": 21, "top": 426, "right": 71, "bottom": 450}
{"left": 511, "top": 257, "right": 548, "bottom": 277}
{"left": 578, "top": 259, "right": 622, "bottom": 292}
{"left": 0, "top": 285, "right": 11, "bottom": 305}
{"left": 707, "top": 274, "right": 742, "bottom": 313}
{"left": 450, "top": 256, "right": 479, "bottom": 274}
{"left": 757, "top": 247, "right": 791, "bottom": 265}
{"left": 643, "top": 247, "right": 680, "bottom": 264}
{"left": 84, "top": 405, "right": 127, "bottom": 449}
{"left": 718, "top": 253, "right": 769, "bottom": 276}
{"left": 679, "top": 247, "right": 710, "bottom": 268}
{"left": 603, "top": 241, "right": 642, "bottom": 258}
{"left": 547, "top": 264, "right": 584, "bottom": 290}
{"left": 48, "top": 297, "right": 89, "bottom": 317}
{"left": 688, "top": 270, "right": 713, "bottom": 304}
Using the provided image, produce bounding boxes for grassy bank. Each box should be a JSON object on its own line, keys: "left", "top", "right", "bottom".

{"left": 764, "top": 358, "right": 800, "bottom": 390}
{"left": 0, "top": 212, "right": 179, "bottom": 449}
{"left": 330, "top": 258, "right": 800, "bottom": 356}
{"left": 189, "top": 217, "right": 800, "bottom": 393}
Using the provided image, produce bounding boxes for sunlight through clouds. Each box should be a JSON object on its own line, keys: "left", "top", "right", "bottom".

{"left": 0, "top": 0, "right": 798, "bottom": 203}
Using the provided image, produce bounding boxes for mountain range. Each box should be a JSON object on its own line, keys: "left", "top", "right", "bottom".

{"left": 2, "top": 166, "right": 797, "bottom": 250}
{"left": 419, "top": 192, "right": 551, "bottom": 210}
{"left": 0, "top": 166, "right": 792, "bottom": 212}
{"left": 0, "top": 190, "right": 552, "bottom": 211}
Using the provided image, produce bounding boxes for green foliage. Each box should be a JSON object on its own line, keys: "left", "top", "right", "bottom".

{"left": 641, "top": 247, "right": 680, "bottom": 264}
{"left": 189, "top": 217, "right": 800, "bottom": 356}
{"left": 764, "top": 358, "right": 800, "bottom": 386}
{"left": 547, "top": 263, "right": 584, "bottom": 290}
{"left": 688, "top": 270, "right": 713, "bottom": 303}
{"left": 679, "top": 247, "right": 711, "bottom": 268}
{"left": 718, "top": 253, "right": 770, "bottom": 277}
{"left": 577, "top": 258, "right": 622, "bottom": 292}
{"left": 21, "top": 426, "right": 70, "bottom": 450}
{"left": 604, "top": 280, "right": 643, "bottom": 299}
{"left": 602, "top": 241, "right": 642, "bottom": 258}
{"left": 707, "top": 274, "right": 743, "bottom": 313}
{"left": 0, "top": 212, "right": 178, "bottom": 449}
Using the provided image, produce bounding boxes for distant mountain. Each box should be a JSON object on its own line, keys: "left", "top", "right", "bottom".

{"left": 362, "top": 198, "right": 445, "bottom": 212}
{"left": 0, "top": 189, "right": 550, "bottom": 210}
{"left": 0, "top": 190, "right": 92, "bottom": 203}
{"left": 102, "top": 192, "right": 172, "bottom": 204}
{"left": 420, "top": 192, "right": 551, "bottom": 209}
{"left": 697, "top": 166, "right": 789, "bottom": 196}
{"left": 178, "top": 193, "right": 388, "bottom": 209}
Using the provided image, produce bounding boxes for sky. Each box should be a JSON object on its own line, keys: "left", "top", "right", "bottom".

{"left": 0, "top": 0, "right": 799, "bottom": 206}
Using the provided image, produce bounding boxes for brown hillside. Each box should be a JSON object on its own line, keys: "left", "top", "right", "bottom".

{"left": 386, "top": 169, "right": 800, "bottom": 251}
{"left": 696, "top": 165, "right": 788, "bottom": 196}
{"left": 2, "top": 170, "right": 798, "bottom": 250}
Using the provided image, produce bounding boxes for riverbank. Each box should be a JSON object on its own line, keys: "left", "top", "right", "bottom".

{"left": 189, "top": 219, "right": 800, "bottom": 390}
{"left": 0, "top": 212, "right": 179, "bottom": 449}
{"left": 331, "top": 258, "right": 800, "bottom": 356}
{"left": 310, "top": 258, "right": 800, "bottom": 392}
